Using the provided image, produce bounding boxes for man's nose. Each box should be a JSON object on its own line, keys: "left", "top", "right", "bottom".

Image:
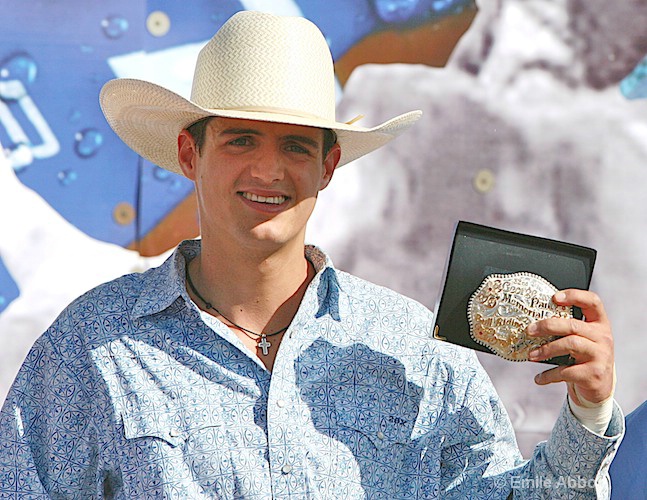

{"left": 249, "top": 147, "right": 284, "bottom": 182}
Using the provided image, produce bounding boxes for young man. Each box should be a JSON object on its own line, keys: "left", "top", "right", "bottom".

{"left": 0, "top": 10, "right": 622, "bottom": 498}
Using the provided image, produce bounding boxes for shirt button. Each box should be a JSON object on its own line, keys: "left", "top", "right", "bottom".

{"left": 281, "top": 464, "right": 293, "bottom": 474}
{"left": 376, "top": 431, "right": 385, "bottom": 440}
{"left": 276, "top": 399, "right": 286, "bottom": 408}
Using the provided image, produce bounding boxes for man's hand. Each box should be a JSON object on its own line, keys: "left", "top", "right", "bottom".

{"left": 526, "top": 289, "right": 614, "bottom": 405}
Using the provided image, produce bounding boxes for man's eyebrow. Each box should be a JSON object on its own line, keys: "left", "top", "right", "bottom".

{"left": 283, "top": 135, "right": 319, "bottom": 149}
{"left": 220, "top": 127, "right": 262, "bottom": 136}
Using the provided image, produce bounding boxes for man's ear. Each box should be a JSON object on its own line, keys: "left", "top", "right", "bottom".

{"left": 178, "top": 130, "right": 198, "bottom": 180}
{"left": 320, "top": 143, "right": 341, "bottom": 190}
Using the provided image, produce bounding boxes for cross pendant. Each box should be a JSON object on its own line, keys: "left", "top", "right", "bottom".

{"left": 258, "top": 335, "right": 271, "bottom": 356}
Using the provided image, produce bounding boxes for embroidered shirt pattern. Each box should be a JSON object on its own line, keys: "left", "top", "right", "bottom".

{"left": 0, "top": 240, "right": 622, "bottom": 498}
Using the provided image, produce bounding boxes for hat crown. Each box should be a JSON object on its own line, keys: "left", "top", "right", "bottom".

{"left": 191, "top": 11, "right": 336, "bottom": 122}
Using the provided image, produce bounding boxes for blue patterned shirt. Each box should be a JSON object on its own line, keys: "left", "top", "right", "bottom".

{"left": 0, "top": 240, "right": 622, "bottom": 499}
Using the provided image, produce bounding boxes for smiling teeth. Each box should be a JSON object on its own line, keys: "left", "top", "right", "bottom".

{"left": 242, "top": 192, "right": 287, "bottom": 204}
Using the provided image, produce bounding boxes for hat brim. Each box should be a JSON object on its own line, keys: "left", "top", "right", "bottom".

{"left": 100, "top": 78, "right": 422, "bottom": 175}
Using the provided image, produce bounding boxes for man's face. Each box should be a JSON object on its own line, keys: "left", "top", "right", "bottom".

{"left": 178, "top": 117, "right": 339, "bottom": 252}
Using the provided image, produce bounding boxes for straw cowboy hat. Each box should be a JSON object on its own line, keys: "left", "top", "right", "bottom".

{"left": 100, "top": 10, "right": 422, "bottom": 175}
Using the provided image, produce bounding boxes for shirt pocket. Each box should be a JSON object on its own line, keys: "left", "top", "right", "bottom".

{"left": 120, "top": 399, "right": 231, "bottom": 489}
{"left": 335, "top": 393, "right": 419, "bottom": 450}
{"left": 331, "top": 392, "right": 422, "bottom": 493}
{"left": 120, "top": 397, "right": 226, "bottom": 455}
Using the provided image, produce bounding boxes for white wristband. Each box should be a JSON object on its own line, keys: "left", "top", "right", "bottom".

{"left": 568, "top": 394, "right": 614, "bottom": 436}
{"left": 568, "top": 367, "right": 616, "bottom": 436}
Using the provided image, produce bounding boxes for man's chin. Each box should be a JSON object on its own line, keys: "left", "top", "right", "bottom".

{"left": 245, "top": 226, "right": 301, "bottom": 249}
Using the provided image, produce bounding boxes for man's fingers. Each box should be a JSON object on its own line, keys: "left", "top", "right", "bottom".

{"left": 534, "top": 365, "right": 566, "bottom": 386}
{"left": 526, "top": 289, "right": 615, "bottom": 403}
{"left": 527, "top": 315, "right": 611, "bottom": 349}
{"left": 534, "top": 362, "right": 603, "bottom": 387}
{"left": 535, "top": 361, "right": 614, "bottom": 402}
{"left": 527, "top": 289, "right": 613, "bottom": 346}
{"left": 528, "top": 334, "right": 595, "bottom": 362}
{"left": 552, "top": 289, "right": 608, "bottom": 324}
{"left": 527, "top": 315, "right": 596, "bottom": 340}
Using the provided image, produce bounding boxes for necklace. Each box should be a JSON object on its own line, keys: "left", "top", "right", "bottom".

{"left": 185, "top": 264, "right": 289, "bottom": 356}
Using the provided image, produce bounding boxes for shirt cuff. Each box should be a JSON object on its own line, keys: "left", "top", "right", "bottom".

{"left": 544, "top": 400, "right": 624, "bottom": 497}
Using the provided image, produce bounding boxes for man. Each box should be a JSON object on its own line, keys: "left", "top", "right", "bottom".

{"left": 0, "top": 10, "right": 622, "bottom": 498}
{"left": 610, "top": 400, "right": 647, "bottom": 497}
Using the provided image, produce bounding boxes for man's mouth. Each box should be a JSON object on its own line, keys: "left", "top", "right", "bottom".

{"left": 241, "top": 192, "right": 288, "bottom": 205}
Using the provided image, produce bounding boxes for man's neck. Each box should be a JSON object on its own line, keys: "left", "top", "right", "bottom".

{"left": 188, "top": 236, "right": 313, "bottom": 335}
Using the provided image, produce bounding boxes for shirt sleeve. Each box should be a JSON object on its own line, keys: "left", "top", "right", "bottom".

{"left": 519, "top": 399, "right": 624, "bottom": 498}
{"left": 437, "top": 353, "right": 624, "bottom": 499}
{"left": 0, "top": 315, "right": 106, "bottom": 498}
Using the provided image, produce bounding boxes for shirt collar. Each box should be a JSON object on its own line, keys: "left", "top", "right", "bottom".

{"left": 131, "top": 240, "right": 342, "bottom": 321}
{"left": 131, "top": 239, "right": 200, "bottom": 319}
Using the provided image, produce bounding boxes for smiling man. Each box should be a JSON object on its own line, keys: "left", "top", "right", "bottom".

{"left": 178, "top": 117, "right": 339, "bottom": 371}
{"left": 0, "top": 10, "right": 623, "bottom": 499}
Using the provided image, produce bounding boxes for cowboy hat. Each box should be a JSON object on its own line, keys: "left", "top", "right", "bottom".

{"left": 100, "top": 10, "right": 422, "bottom": 175}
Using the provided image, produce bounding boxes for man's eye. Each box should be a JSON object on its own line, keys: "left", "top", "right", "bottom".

{"left": 229, "top": 137, "right": 251, "bottom": 146}
{"left": 285, "top": 144, "right": 310, "bottom": 154}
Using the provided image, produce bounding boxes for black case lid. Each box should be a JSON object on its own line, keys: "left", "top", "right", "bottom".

{"left": 433, "top": 221, "right": 597, "bottom": 365}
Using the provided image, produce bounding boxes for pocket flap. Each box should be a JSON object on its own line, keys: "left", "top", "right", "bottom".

{"left": 336, "top": 396, "right": 418, "bottom": 449}
{"left": 121, "top": 400, "right": 222, "bottom": 448}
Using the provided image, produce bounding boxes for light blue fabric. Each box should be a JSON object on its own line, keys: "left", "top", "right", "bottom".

{"left": 610, "top": 400, "right": 647, "bottom": 499}
{"left": 0, "top": 240, "right": 623, "bottom": 498}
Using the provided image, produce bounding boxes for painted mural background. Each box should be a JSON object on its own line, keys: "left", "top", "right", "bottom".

{"left": 1, "top": 0, "right": 646, "bottom": 456}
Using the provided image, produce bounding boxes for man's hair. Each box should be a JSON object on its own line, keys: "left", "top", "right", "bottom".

{"left": 186, "top": 117, "right": 337, "bottom": 158}
{"left": 322, "top": 128, "right": 337, "bottom": 159}
{"left": 186, "top": 118, "right": 212, "bottom": 154}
